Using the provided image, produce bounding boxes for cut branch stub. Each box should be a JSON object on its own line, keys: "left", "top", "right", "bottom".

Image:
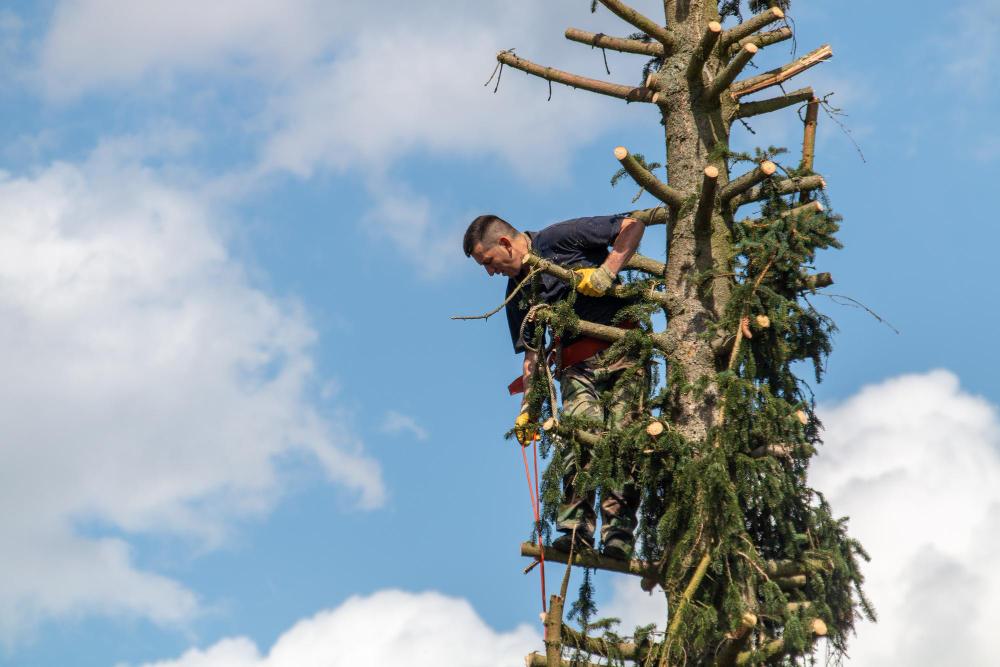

{"left": 735, "top": 87, "right": 814, "bottom": 119}
{"left": 595, "top": 0, "right": 674, "bottom": 51}
{"left": 728, "top": 27, "right": 793, "bottom": 57}
{"left": 731, "top": 44, "right": 833, "bottom": 99}
{"left": 496, "top": 51, "right": 656, "bottom": 103}
{"left": 800, "top": 97, "right": 820, "bottom": 174}
{"left": 614, "top": 146, "right": 685, "bottom": 208}
{"left": 731, "top": 174, "right": 825, "bottom": 208}
{"left": 719, "top": 160, "right": 776, "bottom": 204}
{"left": 704, "top": 43, "right": 758, "bottom": 103}
{"left": 686, "top": 21, "right": 723, "bottom": 82}
{"left": 694, "top": 165, "right": 719, "bottom": 233}
{"left": 564, "top": 28, "right": 664, "bottom": 57}
{"left": 720, "top": 6, "right": 785, "bottom": 50}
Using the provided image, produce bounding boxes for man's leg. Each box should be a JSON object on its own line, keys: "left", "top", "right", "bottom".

{"left": 553, "top": 362, "right": 602, "bottom": 549}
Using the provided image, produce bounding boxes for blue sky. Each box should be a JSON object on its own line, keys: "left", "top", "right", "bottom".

{"left": 0, "top": 1, "right": 999, "bottom": 666}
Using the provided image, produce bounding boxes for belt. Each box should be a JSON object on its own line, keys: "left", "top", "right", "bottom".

{"left": 507, "top": 322, "right": 637, "bottom": 395}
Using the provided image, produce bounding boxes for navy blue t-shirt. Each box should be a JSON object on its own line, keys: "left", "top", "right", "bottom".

{"left": 506, "top": 214, "right": 630, "bottom": 353}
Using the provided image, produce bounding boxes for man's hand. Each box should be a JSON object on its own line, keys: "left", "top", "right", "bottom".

{"left": 514, "top": 409, "right": 538, "bottom": 446}
{"left": 574, "top": 265, "right": 615, "bottom": 297}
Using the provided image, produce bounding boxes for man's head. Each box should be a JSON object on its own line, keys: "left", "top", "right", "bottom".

{"left": 463, "top": 214, "right": 529, "bottom": 278}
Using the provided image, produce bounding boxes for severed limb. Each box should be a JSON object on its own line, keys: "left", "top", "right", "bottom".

{"left": 730, "top": 174, "right": 825, "bottom": 208}
{"left": 561, "top": 625, "right": 648, "bottom": 662}
{"left": 714, "top": 612, "right": 758, "bottom": 667}
{"left": 719, "top": 161, "right": 776, "bottom": 204}
{"left": 627, "top": 205, "right": 669, "bottom": 226}
{"left": 735, "top": 87, "right": 813, "bottom": 119}
{"left": 496, "top": 51, "right": 656, "bottom": 103}
{"left": 719, "top": 7, "right": 785, "bottom": 50}
{"left": 733, "top": 619, "right": 828, "bottom": 665}
{"left": 800, "top": 96, "right": 820, "bottom": 173}
{"left": 564, "top": 28, "right": 664, "bottom": 57}
{"left": 594, "top": 0, "right": 674, "bottom": 51}
{"left": 694, "top": 166, "right": 719, "bottom": 233}
{"left": 522, "top": 252, "right": 671, "bottom": 309}
{"left": 739, "top": 199, "right": 824, "bottom": 227}
{"left": 728, "top": 27, "right": 792, "bottom": 57}
{"left": 686, "top": 21, "right": 723, "bottom": 82}
{"left": 749, "top": 443, "right": 815, "bottom": 459}
{"left": 614, "top": 146, "right": 685, "bottom": 208}
{"left": 704, "top": 43, "right": 758, "bottom": 102}
{"left": 731, "top": 44, "right": 833, "bottom": 99}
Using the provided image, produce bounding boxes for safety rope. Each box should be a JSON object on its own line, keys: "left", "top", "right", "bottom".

{"left": 520, "top": 439, "right": 546, "bottom": 613}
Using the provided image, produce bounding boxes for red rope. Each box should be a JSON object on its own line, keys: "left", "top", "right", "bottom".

{"left": 521, "top": 438, "right": 546, "bottom": 613}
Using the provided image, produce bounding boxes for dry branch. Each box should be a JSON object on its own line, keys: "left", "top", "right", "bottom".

{"left": 564, "top": 28, "right": 664, "bottom": 57}
{"left": 728, "top": 27, "right": 792, "bottom": 57}
{"left": 735, "top": 87, "right": 813, "bottom": 119}
{"left": 719, "top": 161, "right": 776, "bottom": 203}
{"left": 720, "top": 7, "right": 785, "bottom": 50}
{"left": 694, "top": 166, "right": 719, "bottom": 233}
{"left": 731, "top": 45, "right": 833, "bottom": 99}
{"left": 594, "top": 0, "right": 674, "bottom": 50}
{"left": 614, "top": 146, "right": 684, "bottom": 208}
{"left": 730, "top": 175, "right": 825, "bottom": 208}
{"left": 800, "top": 97, "right": 820, "bottom": 173}
{"left": 496, "top": 51, "right": 656, "bottom": 103}
{"left": 705, "top": 43, "right": 758, "bottom": 102}
{"left": 686, "top": 21, "right": 723, "bottom": 81}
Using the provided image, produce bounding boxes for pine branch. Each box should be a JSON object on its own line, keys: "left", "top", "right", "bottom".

{"left": 739, "top": 200, "right": 824, "bottom": 226}
{"left": 731, "top": 45, "right": 833, "bottom": 99}
{"left": 561, "top": 625, "right": 647, "bottom": 661}
{"left": 626, "top": 253, "right": 665, "bottom": 276}
{"left": 594, "top": 0, "right": 675, "bottom": 51}
{"left": 564, "top": 28, "right": 664, "bottom": 57}
{"left": 614, "top": 146, "right": 684, "bottom": 208}
{"left": 704, "top": 43, "right": 758, "bottom": 102}
{"left": 719, "top": 7, "right": 785, "bottom": 50}
{"left": 730, "top": 174, "right": 826, "bottom": 208}
{"left": 800, "top": 272, "right": 834, "bottom": 290}
{"left": 733, "top": 620, "right": 828, "bottom": 665}
{"left": 521, "top": 541, "right": 660, "bottom": 580}
{"left": 718, "top": 160, "right": 776, "bottom": 204}
{"left": 496, "top": 51, "right": 656, "bottom": 103}
{"left": 727, "top": 27, "right": 792, "bottom": 57}
{"left": 686, "top": 21, "right": 723, "bottom": 82}
{"left": 627, "top": 205, "right": 669, "bottom": 227}
{"left": 526, "top": 654, "right": 604, "bottom": 667}
{"left": 714, "top": 612, "right": 758, "bottom": 667}
{"left": 735, "top": 87, "right": 813, "bottom": 119}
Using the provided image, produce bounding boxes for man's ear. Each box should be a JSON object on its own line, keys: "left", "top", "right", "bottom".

{"left": 497, "top": 236, "right": 513, "bottom": 253}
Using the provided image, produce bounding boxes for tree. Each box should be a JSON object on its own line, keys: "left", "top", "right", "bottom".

{"left": 483, "top": 1, "right": 874, "bottom": 665}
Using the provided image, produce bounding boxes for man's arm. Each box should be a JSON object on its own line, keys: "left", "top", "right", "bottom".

{"left": 514, "top": 349, "right": 540, "bottom": 445}
{"left": 603, "top": 216, "right": 645, "bottom": 274}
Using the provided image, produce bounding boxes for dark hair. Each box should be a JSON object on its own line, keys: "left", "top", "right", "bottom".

{"left": 463, "top": 215, "right": 519, "bottom": 257}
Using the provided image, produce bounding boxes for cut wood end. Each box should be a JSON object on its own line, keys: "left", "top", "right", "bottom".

{"left": 796, "top": 410, "right": 809, "bottom": 425}
{"left": 542, "top": 417, "right": 557, "bottom": 431}
{"left": 742, "top": 611, "right": 758, "bottom": 628}
{"left": 539, "top": 612, "right": 548, "bottom": 624}
{"left": 811, "top": 200, "right": 824, "bottom": 212}
{"left": 708, "top": 21, "right": 722, "bottom": 33}
{"left": 744, "top": 42, "right": 759, "bottom": 55}
{"left": 704, "top": 165, "right": 720, "bottom": 179}
{"left": 646, "top": 421, "right": 665, "bottom": 437}
{"left": 740, "top": 316, "right": 753, "bottom": 340}
{"left": 614, "top": 146, "right": 629, "bottom": 160}
{"left": 755, "top": 314, "right": 771, "bottom": 328}
{"left": 645, "top": 73, "right": 655, "bottom": 88}
{"left": 760, "top": 160, "right": 777, "bottom": 175}
{"left": 771, "top": 7, "right": 785, "bottom": 18}
{"left": 811, "top": 618, "right": 828, "bottom": 636}
{"left": 652, "top": 92, "right": 663, "bottom": 105}
{"left": 820, "top": 178, "right": 827, "bottom": 188}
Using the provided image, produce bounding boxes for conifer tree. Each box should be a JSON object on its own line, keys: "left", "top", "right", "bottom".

{"left": 481, "top": 1, "right": 874, "bottom": 665}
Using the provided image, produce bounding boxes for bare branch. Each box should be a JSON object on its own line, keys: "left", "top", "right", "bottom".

{"left": 739, "top": 200, "right": 824, "bottom": 227}
{"left": 564, "top": 28, "right": 664, "bottom": 57}
{"left": 694, "top": 165, "right": 719, "bottom": 233}
{"left": 595, "top": 0, "right": 675, "bottom": 51}
{"left": 704, "top": 43, "right": 758, "bottom": 102}
{"left": 728, "top": 27, "right": 792, "bottom": 57}
{"left": 730, "top": 174, "right": 826, "bottom": 208}
{"left": 720, "top": 6, "right": 785, "bottom": 50}
{"left": 731, "top": 44, "right": 833, "bottom": 99}
{"left": 521, "top": 541, "right": 659, "bottom": 580}
{"left": 719, "top": 160, "right": 776, "bottom": 203}
{"left": 686, "top": 21, "right": 723, "bottom": 82}
{"left": 626, "top": 253, "right": 665, "bottom": 276}
{"left": 496, "top": 51, "right": 656, "bottom": 103}
{"left": 735, "top": 87, "right": 813, "bottom": 119}
{"left": 526, "top": 654, "right": 604, "bottom": 667}
{"left": 561, "top": 625, "right": 647, "bottom": 662}
{"left": 800, "top": 97, "right": 820, "bottom": 173}
{"left": 614, "top": 146, "right": 684, "bottom": 208}
{"left": 628, "top": 205, "right": 669, "bottom": 227}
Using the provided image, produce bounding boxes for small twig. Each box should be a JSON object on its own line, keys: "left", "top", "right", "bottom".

{"left": 816, "top": 292, "right": 899, "bottom": 334}
{"left": 602, "top": 47, "right": 611, "bottom": 75}
{"left": 548, "top": 79, "right": 553, "bottom": 101}
{"left": 814, "top": 92, "right": 867, "bottom": 163}
{"left": 451, "top": 267, "right": 543, "bottom": 321}
{"left": 485, "top": 48, "right": 515, "bottom": 93}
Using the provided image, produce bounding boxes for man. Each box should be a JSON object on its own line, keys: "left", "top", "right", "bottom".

{"left": 463, "top": 213, "right": 647, "bottom": 560}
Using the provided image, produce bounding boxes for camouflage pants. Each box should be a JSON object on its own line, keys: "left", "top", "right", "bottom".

{"left": 555, "top": 349, "right": 645, "bottom": 545}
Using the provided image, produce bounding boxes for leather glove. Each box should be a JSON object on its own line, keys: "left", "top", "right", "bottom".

{"left": 573, "top": 265, "right": 615, "bottom": 297}
{"left": 514, "top": 409, "right": 538, "bottom": 446}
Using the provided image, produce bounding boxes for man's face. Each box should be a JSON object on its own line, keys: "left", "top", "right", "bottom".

{"left": 471, "top": 238, "right": 522, "bottom": 278}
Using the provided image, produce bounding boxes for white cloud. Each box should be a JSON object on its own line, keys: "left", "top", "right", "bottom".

{"left": 601, "top": 370, "right": 1000, "bottom": 666}
{"left": 380, "top": 411, "right": 429, "bottom": 442}
{"left": 134, "top": 590, "right": 540, "bottom": 667}
{"left": 0, "top": 149, "right": 384, "bottom": 642}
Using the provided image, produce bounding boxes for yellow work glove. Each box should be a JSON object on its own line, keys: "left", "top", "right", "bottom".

{"left": 573, "top": 265, "right": 615, "bottom": 297}
{"left": 514, "top": 409, "right": 538, "bottom": 446}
